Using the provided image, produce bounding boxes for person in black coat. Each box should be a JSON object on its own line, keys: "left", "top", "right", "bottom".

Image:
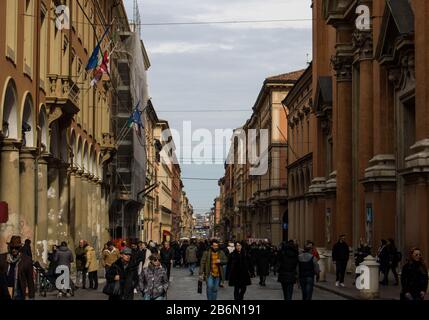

{"left": 377, "top": 239, "right": 389, "bottom": 284}
{"left": 160, "top": 241, "right": 174, "bottom": 280}
{"left": 332, "top": 235, "right": 350, "bottom": 287}
{"left": 354, "top": 239, "right": 371, "bottom": 283}
{"left": 400, "top": 247, "right": 428, "bottom": 300}
{"left": 226, "top": 242, "right": 253, "bottom": 300}
{"left": 256, "top": 241, "right": 271, "bottom": 286}
{"left": 382, "top": 238, "right": 401, "bottom": 285}
{"left": 105, "top": 248, "right": 139, "bottom": 300}
{"left": 21, "top": 239, "right": 33, "bottom": 261}
{"left": 277, "top": 240, "right": 299, "bottom": 300}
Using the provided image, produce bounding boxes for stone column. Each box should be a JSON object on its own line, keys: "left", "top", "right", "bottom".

{"left": 36, "top": 155, "right": 49, "bottom": 265}
{"left": 58, "top": 163, "right": 70, "bottom": 243}
{"left": 270, "top": 200, "right": 282, "bottom": 246}
{"left": 80, "top": 173, "right": 89, "bottom": 241}
{"left": 19, "top": 148, "right": 37, "bottom": 243}
{"left": 331, "top": 34, "right": 354, "bottom": 241}
{"left": 73, "top": 170, "right": 83, "bottom": 242}
{"left": 69, "top": 168, "right": 77, "bottom": 243}
{"left": 47, "top": 158, "right": 60, "bottom": 245}
{"left": 0, "top": 140, "right": 21, "bottom": 253}
{"left": 87, "top": 175, "right": 94, "bottom": 246}
{"left": 354, "top": 29, "right": 374, "bottom": 246}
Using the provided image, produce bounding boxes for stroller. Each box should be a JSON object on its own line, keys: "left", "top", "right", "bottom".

{"left": 33, "top": 261, "right": 75, "bottom": 298}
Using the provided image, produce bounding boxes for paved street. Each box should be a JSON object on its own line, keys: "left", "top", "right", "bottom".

{"left": 36, "top": 266, "right": 346, "bottom": 301}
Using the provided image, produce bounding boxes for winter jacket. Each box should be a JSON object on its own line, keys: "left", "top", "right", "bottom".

{"left": 102, "top": 247, "right": 120, "bottom": 268}
{"left": 160, "top": 247, "right": 174, "bottom": 265}
{"left": 75, "top": 246, "right": 87, "bottom": 271}
{"left": 185, "top": 244, "right": 198, "bottom": 264}
{"left": 106, "top": 258, "right": 139, "bottom": 300}
{"left": 21, "top": 244, "right": 33, "bottom": 260}
{"left": 54, "top": 246, "right": 74, "bottom": 270}
{"left": 85, "top": 246, "right": 98, "bottom": 273}
{"left": 386, "top": 244, "right": 401, "bottom": 267}
{"left": 277, "top": 244, "right": 299, "bottom": 284}
{"left": 199, "top": 249, "right": 228, "bottom": 281}
{"left": 401, "top": 262, "right": 428, "bottom": 299}
{"left": 138, "top": 265, "right": 169, "bottom": 299}
{"left": 377, "top": 245, "right": 389, "bottom": 271}
{"left": 332, "top": 241, "right": 350, "bottom": 262}
{"left": 298, "top": 252, "right": 320, "bottom": 279}
{"left": 354, "top": 245, "right": 371, "bottom": 267}
{"left": 0, "top": 253, "right": 35, "bottom": 299}
{"left": 256, "top": 246, "right": 271, "bottom": 276}
{"left": 226, "top": 250, "right": 252, "bottom": 287}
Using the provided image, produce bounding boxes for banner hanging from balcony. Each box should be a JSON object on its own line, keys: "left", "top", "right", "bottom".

{"left": 127, "top": 101, "right": 144, "bottom": 135}
{"left": 86, "top": 24, "right": 111, "bottom": 71}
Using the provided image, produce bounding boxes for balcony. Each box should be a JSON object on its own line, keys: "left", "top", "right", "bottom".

{"left": 46, "top": 75, "right": 80, "bottom": 116}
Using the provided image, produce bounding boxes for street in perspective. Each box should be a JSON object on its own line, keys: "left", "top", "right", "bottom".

{"left": 0, "top": 0, "right": 428, "bottom": 303}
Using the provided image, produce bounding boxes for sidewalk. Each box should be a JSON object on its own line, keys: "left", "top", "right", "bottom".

{"left": 315, "top": 272, "right": 401, "bottom": 300}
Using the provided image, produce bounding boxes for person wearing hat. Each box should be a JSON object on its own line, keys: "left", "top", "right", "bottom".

{"left": 105, "top": 247, "right": 139, "bottom": 300}
{"left": 0, "top": 236, "right": 35, "bottom": 300}
{"left": 102, "top": 241, "right": 120, "bottom": 274}
{"left": 138, "top": 254, "right": 169, "bottom": 300}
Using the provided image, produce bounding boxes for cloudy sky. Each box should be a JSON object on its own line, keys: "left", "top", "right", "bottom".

{"left": 124, "top": 0, "right": 313, "bottom": 215}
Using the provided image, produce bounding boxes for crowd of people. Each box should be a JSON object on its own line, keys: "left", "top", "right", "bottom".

{"left": 0, "top": 234, "right": 427, "bottom": 301}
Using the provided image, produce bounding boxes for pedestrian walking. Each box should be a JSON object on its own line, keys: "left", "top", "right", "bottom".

{"left": 277, "top": 240, "right": 299, "bottom": 300}
{"left": 226, "top": 242, "right": 253, "bottom": 301}
{"left": 160, "top": 241, "right": 174, "bottom": 280}
{"left": 85, "top": 244, "right": 99, "bottom": 290}
{"left": 353, "top": 239, "right": 371, "bottom": 284}
{"left": 0, "top": 236, "right": 35, "bottom": 300}
{"left": 377, "top": 239, "right": 389, "bottom": 285}
{"left": 400, "top": 247, "right": 428, "bottom": 300}
{"left": 332, "top": 234, "right": 350, "bottom": 287}
{"left": 54, "top": 241, "right": 75, "bottom": 296}
{"left": 75, "top": 240, "right": 88, "bottom": 288}
{"left": 298, "top": 243, "right": 320, "bottom": 300}
{"left": 185, "top": 240, "right": 198, "bottom": 276}
{"left": 21, "top": 239, "right": 33, "bottom": 260}
{"left": 138, "top": 254, "right": 169, "bottom": 300}
{"left": 270, "top": 246, "right": 279, "bottom": 276}
{"left": 199, "top": 239, "right": 228, "bottom": 300}
{"left": 102, "top": 241, "right": 120, "bottom": 275}
{"left": 105, "top": 247, "right": 139, "bottom": 300}
{"left": 306, "top": 241, "right": 320, "bottom": 261}
{"left": 256, "top": 240, "right": 271, "bottom": 286}
{"left": 382, "top": 238, "right": 401, "bottom": 286}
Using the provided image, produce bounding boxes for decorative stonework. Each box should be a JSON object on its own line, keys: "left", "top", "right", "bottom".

{"left": 353, "top": 30, "right": 373, "bottom": 60}
{"left": 331, "top": 54, "right": 353, "bottom": 81}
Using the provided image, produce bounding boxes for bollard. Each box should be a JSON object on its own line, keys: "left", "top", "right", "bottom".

{"left": 318, "top": 253, "right": 328, "bottom": 282}
{"left": 357, "top": 255, "right": 380, "bottom": 299}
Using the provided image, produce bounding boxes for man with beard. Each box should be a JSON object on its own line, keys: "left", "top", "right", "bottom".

{"left": 199, "top": 239, "right": 228, "bottom": 300}
{"left": 0, "top": 236, "right": 35, "bottom": 300}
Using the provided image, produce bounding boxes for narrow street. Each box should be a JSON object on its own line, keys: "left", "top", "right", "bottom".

{"left": 36, "top": 267, "right": 346, "bottom": 301}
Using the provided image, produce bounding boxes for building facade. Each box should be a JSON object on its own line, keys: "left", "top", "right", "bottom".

{"left": 283, "top": 0, "right": 429, "bottom": 262}
{"left": 219, "top": 71, "right": 303, "bottom": 245}
{"left": 0, "top": 0, "right": 134, "bottom": 261}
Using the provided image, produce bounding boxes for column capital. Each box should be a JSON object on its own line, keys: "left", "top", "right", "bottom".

{"left": 353, "top": 30, "right": 373, "bottom": 61}
{"left": 1, "top": 139, "right": 22, "bottom": 152}
{"left": 331, "top": 53, "right": 353, "bottom": 82}
{"left": 20, "top": 147, "right": 38, "bottom": 159}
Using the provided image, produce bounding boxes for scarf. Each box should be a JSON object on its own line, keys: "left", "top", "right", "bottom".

{"left": 6, "top": 253, "right": 22, "bottom": 299}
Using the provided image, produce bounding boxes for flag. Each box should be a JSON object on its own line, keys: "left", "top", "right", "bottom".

{"left": 127, "top": 102, "right": 144, "bottom": 135}
{"left": 90, "top": 51, "right": 109, "bottom": 87}
{"left": 85, "top": 24, "right": 111, "bottom": 71}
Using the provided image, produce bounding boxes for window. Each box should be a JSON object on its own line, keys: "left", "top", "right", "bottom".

{"left": 5, "top": 0, "right": 18, "bottom": 62}
{"left": 23, "top": 0, "right": 35, "bottom": 77}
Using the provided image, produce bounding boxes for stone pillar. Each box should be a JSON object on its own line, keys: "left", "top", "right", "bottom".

{"left": 47, "top": 158, "right": 60, "bottom": 245}
{"left": 318, "top": 251, "right": 328, "bottom": 282}
{"left": 74, "top": 170, "right": 83, "bottom": 242}
{"left": 354, "top": 29, "right": 374, "bottom": 246}
{"left": 0, "top": 140, "right": 21, "bottom": 253}
{"left": 80, "top": 173, "right": 89, "bottom": 241}
{"left": 87, "top": 176, "right": 95, "bottom": 246}
{"left": 69, "top": 168, "right": 77, "bottom": 244}
{"left": 358, "top": 255, "right": 380, "bottom": 299}
{"left": 58, "top": 163, "right": 70, "bottom": 243}
{"left": 19, "top": 148, "right": 37, "bottom": 243}
{"left": 331, "top": 36, "right": 354, "bottom": 241}
{"left": 36, "top": 155, "right": 49, "bottom": 265}
{"left": 270, "top": 200, "right": 282, "bottom": 245}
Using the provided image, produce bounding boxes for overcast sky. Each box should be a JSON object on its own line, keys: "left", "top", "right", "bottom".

{"left": 124, "top": 0, "right": 313, "bottom": 215}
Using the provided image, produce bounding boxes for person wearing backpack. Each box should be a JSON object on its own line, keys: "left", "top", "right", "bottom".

{"left": 298, "top": 243, "right": 320, "bottom": 300}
